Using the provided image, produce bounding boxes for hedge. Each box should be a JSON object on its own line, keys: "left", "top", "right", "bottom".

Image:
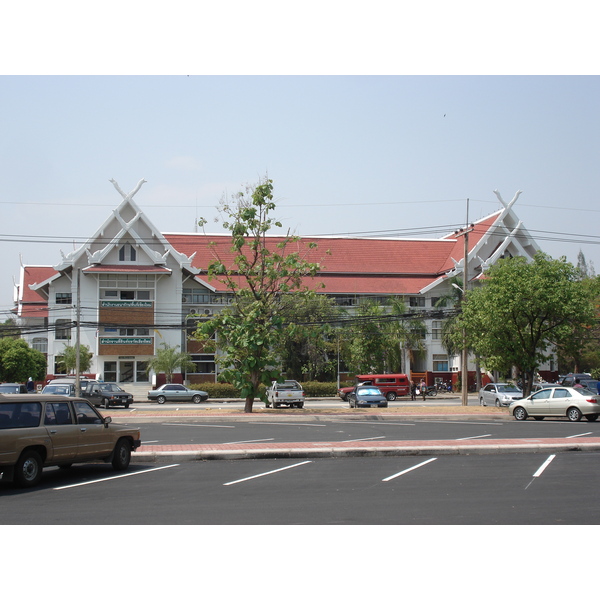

{"left": 189, "top": 381, "right": 344, "bottom": 398}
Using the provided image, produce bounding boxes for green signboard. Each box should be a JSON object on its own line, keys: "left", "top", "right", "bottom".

{"left": 100, "top": 338, "right": 153, "bottom": 345}
{"left": 100, "top": 301, "right": 153, "bottom": 308}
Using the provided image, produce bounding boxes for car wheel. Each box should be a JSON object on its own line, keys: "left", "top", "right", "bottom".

{"left": 15, "top": 450, "right": 43, "bottom": 488}
{"left": 567, "top": 407, "right": 582, "bottom": 422}
{"left": 386, "top": 392, "right": 397, "bottom": 402}
{"left": 479, "top": 397, "right": 485, "bottom": 406}
{"left": 112, "top": 439, "right": 131, "bottom": 471}
{"left": 124, "top": 403, "right": 130, "bottom": 409}
{"left": 104, "top": 399, "right": 110, "bottom": 409}
{"left": 297, "top": 403, "right": 304, "bottom": 409}
{"left": 585, "top": 414, "right": 599, "bottom": 421}
{"left": 192, "top": 395, "right": 202, "bottom": 404}
{"left": 495, "top": 399, "right": 501, "bottom": 407}
{"left": 514, "top": 406, "right": 528, "bottom": 421}
{"left": 533, "top": 416, "right": 545, "bottom": 421}
{"left": 157, "top": 396, "right": 166, "bottom": 404}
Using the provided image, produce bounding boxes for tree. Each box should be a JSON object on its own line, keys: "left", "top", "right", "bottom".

{"left": 0, "top": 338, "right": 46, "bottom": 382}
{"left": 56, "top": 344, "right": 93, "bottom": 374}
{"left": 146, "top": 343, "right": 195, "bottom": 384}
{"left": 195, "top": 178, "right": 322, "bottom": 412}
{"left": 456, "top": 253, "right": 596, "bottom": 397}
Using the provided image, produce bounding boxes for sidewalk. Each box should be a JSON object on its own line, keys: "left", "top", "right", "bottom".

{"left": 122, "top": 407, "right": 600, "bottom": 462}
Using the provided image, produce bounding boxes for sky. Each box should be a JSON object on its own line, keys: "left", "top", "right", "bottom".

{"left": 1, "top": 74, "right": 599, "bottom": 316}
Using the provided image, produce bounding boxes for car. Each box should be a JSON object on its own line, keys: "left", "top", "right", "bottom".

{"left": 41, "top": 383, "right": 77, "bottom": 397}
{"left": 530, "top": 383, "right": 560, "bottom": 394}
{"left": 577, "top": 379, "right": 600, "bottom": 394}
{"left": 0, "top": 394, "right": 141, "bottom": 487}
{"left": 479, "top": 383, "right": 523, "bottom": 407}
{"left": 82, "top": 382, "right": 133, "bottom": 409}
{"left": 559, "top": 373, "right": 594, "bottom": 387}
{"left": 0, "top": 384, "right": 28, "bottom": 394}
{"left": 148, "top": 384, "right": 208, "bottom": 404}
{"left": 348, "top": 385, "right": 388, "bottom": 408}
{"left": 509, "top": 386, "right": 600, "bottom": 422}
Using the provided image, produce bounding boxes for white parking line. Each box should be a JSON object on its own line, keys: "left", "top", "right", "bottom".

{"left": 456, "top": 434, "right": 492, "bottom": 440}
{"left": 248, "top": 422, "right": 326, "bottom": 427}
{"left": 533, "top": 454, "right": 556, "bottom": 478}
{"left": 223, "top": 461, "right": 312, "bottom": 486}
{"left": 162, "top": 423, "right": 235, "bottom": 428}
{"left": 566, "top": 432, "right": 593, "bottom": 438}
{"left": 331, "top": 420, "right": 415, "bottom": 426}
{"left": 54, "top": 464, "right": 180, "bottom": 490}
{"left": 382, "top": 458, "right": 438, "bottom": 482}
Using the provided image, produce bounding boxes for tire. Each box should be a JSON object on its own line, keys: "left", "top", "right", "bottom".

{"left": 297, "top": 403, "right": 304, "bottom": 409}
{"left": 495, "top": 399, "right": 501, "bottom": 407}
{"left": 428, "top": 389, "right": 437, "bottom": 397}
{"left": 479, "top": 397, "right": 486, "bottom": 406}
{"left": 112, "top": 439, "right": 131, "bottom": 471}
{"left": 192, "top": 395, "right": 202, "bottom": 404}
{"left": 14, "top": 450, "right": 43, "bottom": 488}
{"left": 124, "top": 404, "right": 130, "bottom": 409}
{"left": 567, "top": 407, "right": 582, "bottom": 422}
{"left": 586, "top": 414, "right": 599, "bottom": 421}
{"left": 513, "top": 406, "right": 528, "bottom": 421}
{"left": 386, "top": 392, "right": 397, "bottom": 402}
{"left": 157, "top": 396, "right": 166, "bottom": 404}
{"left": 104, "top": 398, "right": 110, "bottom": 409}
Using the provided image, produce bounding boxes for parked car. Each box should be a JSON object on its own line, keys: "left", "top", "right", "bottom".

{"left": 82, "top": 382, "right": 133, "bottom": 409}
{"left": 267, "top": 380, "right": 304, "bottom": 409}
{"left": 41, "top": 383, "right": 76, "bottom": 397}
{"left": 348, "top": 385, "right": 388, "bottom": 408}
{"left": 479, "top": 383, "right": 523, "bottom": 407}
{"left": 0, "top": 395, "right": 141, "bottom": 487}
{"left": 339, "top": 373, "right": 410, "bottom": 402}
{"left": 578, "top": 379, "right": 600, "bottom": 394}
{"left": 0, "top": 384, "right": 28, "bottom": 394}
{"left": 559, "top": 373, "right": 594, "bottom": 387}
{"left": 509, "top": 386, "right": 600, "bottom": 422}
{"left": 148, "top": 384, "right": 208, "bottom": 404}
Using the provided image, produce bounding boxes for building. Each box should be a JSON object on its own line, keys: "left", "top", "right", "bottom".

{"left": 13, "top": 182, "right": 554, "bottom": 392}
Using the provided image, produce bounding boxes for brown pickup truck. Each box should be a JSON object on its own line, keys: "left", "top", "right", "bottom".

{"left": 0, "top": 394, "right": 141, "bottom": 487}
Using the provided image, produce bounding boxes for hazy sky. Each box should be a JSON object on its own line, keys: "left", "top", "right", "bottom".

{"left": 1, "top": 74, "right": 598, "bottom": 314}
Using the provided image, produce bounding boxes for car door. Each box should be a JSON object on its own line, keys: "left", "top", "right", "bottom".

{"left": 548, "top": 388, "right": 572, "bottom": 416}
{"left": 481, "top": 384, "right": 494, "bottom": 405}
{"left": 524, "top": 389, "right": 552, "bottom": 415}
{"left": 44, "top": 401, "right": 81, "bottom": 462}
{"left": 72, "top": 401, "right": 113, "bottom": 458}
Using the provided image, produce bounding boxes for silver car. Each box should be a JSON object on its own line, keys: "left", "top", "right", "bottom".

{"left": 479, "top": 383, "right": 522, "bottom": 407}
{"left": 147, "top": 384, "right": 208, "bottom": 404}
{"left": 509, "top": 386, "right": 600, "bottom": 422}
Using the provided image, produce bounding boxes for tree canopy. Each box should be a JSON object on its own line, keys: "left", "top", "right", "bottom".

{"left": 146, "top": 343, "right": 195, "bottom": 384}
{"left": 195, "top": 178, "right": 323, "bottom": 412}
{"left": 0, "top": 338, "right": 46, "bottom": 382}
{"left": 456, "top": 253, "right": 596, "bottom": 397}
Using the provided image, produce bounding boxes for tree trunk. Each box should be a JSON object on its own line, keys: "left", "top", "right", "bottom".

{"left": 244, "top": 396, "right": 254, "bottom": 413}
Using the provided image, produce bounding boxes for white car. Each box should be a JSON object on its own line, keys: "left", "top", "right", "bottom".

{"left": 479, "top": 383, "right": 522, "bottom": 407}
{"left": 509, "top": 386, "right": 600, "bottom": 422}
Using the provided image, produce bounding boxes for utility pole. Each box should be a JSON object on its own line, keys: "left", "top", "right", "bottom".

{"left": 454, "top": 200, "right": 474, "bottom": 406}
{"left": 75, "top": 268, "right": 81, "bottom": 397}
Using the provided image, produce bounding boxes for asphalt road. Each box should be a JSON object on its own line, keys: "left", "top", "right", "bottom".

{"left": 1, "top": 452, "right": 598, "bottom": 524}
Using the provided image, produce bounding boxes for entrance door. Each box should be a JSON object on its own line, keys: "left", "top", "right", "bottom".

{"left": 119, "top": 361, "right": 134, "bottom": 383}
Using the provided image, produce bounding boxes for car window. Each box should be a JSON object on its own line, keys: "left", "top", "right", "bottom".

{"left": 0, "top": 385, "right": 19, "bottom": 393}
{"left": 357, "top": 388, "right": 380, "bottom": 396}
{"left": 552, "top": 389, "right": 571, "bottom": 398}
{"left": 73, "top": 401, "right": 103, "bottom": 425}
{"left": 484, "top": 385, "right": 493, "bottom": 391}
{"left": 45, "top": 402, "right": 73, "bottom": 425}
{"left": 532, "top": 389, "right": 552, "bottom": 399}
{"left": 0, "top": 402, "right": 42, "bottom": 428}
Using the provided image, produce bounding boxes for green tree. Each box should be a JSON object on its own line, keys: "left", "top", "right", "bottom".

{"left": 0, "top": 338, "right": 46, "bottom": 382}
{"left": 456, "top": 253, "right": 596, "bottom": 397}
{"left": 56, "top": 344, "right": 93, "bottom": 374}
{"left": 195, "top": 178, "right": 322, "bottom": 412}
{"left": 146, "top": 343, "right": 195, "bottom": 384}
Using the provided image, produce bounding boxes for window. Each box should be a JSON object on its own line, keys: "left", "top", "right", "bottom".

{"left": 433, "top": 354, "right": 449, "bottom": 371}
{"left": 190, "top": 354, "right": 216, "bottom": 374}
{"left": 409, "top": 296, "right": 425, "bottom": 307}
{"left": 56, "top": 293, "right": 72, "bottom": 304}
{"left": 118, "top": 328, "right": 150, "bottom": 336}
{"left": 431, "top": 321, "right": 443, "bottom": 340}
{"left": 104, "top": 361, "right": 117, "bottom": 382}
{"left": 119, "top": 243, "right": 136, "bottom": 262}
{"left": 431, "top": 297, "right": 448, "bottom": 307}
{"left": 136, "top": 361, "right": 149, "bottom": 382}
{"left": 32, "top": 337, "right": 48, "bottom": 353}
{"left": 55, "top": 319, "right": 71, "bottom": 340}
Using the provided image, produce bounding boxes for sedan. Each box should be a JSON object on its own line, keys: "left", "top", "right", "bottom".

{"left": 348, "top": 386, "right": 388, "bottom": 408}
{"left": 148, "top": 384, "right": 208, "bottom": 404}
{"left": 479, "top": 383, "right": 522, "bottom": 407}
{"left": 0, "top": 384, "right": 28, "bottom": 394}
{"left": 509, "top": 386, "right": 600, "bottom": 422}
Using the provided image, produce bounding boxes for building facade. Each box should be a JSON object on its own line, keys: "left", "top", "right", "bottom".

{"left": 13, "top": 183, "right": 555, "bottom": 390}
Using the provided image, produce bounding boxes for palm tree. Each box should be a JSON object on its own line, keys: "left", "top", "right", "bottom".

{"left": 56, "top": 344, "right": 93, "bottom": 374}
{"left": 146, "top": 343, "right": 195, "bottom": 383}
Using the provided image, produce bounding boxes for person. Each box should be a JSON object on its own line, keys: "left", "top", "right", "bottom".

{"left": 410, "top": 380, "right": 417, "bottom": 401}
{"left": 26, "top": 377, "right": 34, "bottom": 392}
{"left": 420, "top": 379, "right": 427, "bottom": 400}
{"left": 573, "top": 378, "right": 583, "bottom": 389}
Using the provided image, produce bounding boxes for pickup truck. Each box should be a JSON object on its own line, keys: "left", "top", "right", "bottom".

{"left": 82, "top": 382, "right": 133, "bottom": 409}
{"left": 267, "top": 380, "right": 305, "bottom": 409}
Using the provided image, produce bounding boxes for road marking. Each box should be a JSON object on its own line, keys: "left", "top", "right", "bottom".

{"left": 54, "top": 464, "right": 180, "bottom": 490}
{"left": 223, "top": 461, "right": 312, "bottom": 486}
{"left": 382, "top": 458, "right": 437, "bottom": 482}
{"left": 533, "top": 454, "right": 556, "bottom": 477}
{"left": 222, "top": 438, "right": 275, "bottom": 444}
{"left": 426, "top": 420, "right": 503, "bottom": 426}
{"left": 162, "top": 422, "right": 235, "bottom": 428}
{"left": 456, "top": 434, "right": 492, "bottom": 440}
{"left": 331, "top": 420, "right": 415, "bottom": 426}
{"left": 337, "top": 436, "right": 386, "bottom": 443}
{"left": 248, "top": 422, "right": 326, "bottom": 427}
{"left": 141, "top": 440, "right": 161, "bottom": 444}
{"left": 566, "top": 432, "right": 592, "bottom": 438}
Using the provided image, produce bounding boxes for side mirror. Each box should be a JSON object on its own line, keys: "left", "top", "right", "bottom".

{"left": 103, "top": 416, "right": 112, "bottom": 427}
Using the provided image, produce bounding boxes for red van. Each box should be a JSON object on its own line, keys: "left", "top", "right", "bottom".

{"left": 338, "top": 374, "right": 410, "bottom": 402}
